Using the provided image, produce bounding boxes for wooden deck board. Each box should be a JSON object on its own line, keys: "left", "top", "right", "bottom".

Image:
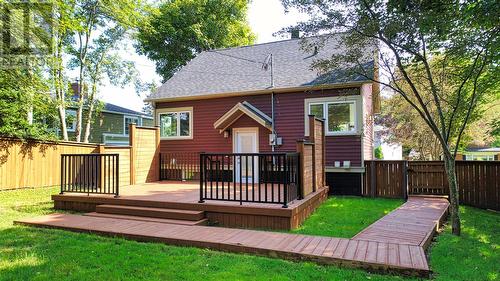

{"left": 353, "top": 197, "right": 449, "bottom": 248}
{"left": 15, "top": 196, "right": 449, "bottom": 277}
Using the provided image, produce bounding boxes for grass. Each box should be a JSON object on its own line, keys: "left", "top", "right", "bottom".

{"left": 0, "top": 187, "right": 498, "bottom": 281}
{"left": 291, "top": 196, "right": 402, "bottom": 237}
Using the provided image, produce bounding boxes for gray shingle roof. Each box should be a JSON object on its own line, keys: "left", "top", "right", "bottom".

{"left": 148, "top": 35, "right": 376, "bottom": 101}
{"left": 103, "top": 103, "right": 152, "bottom": 118}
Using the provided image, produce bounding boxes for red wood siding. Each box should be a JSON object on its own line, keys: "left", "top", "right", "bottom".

{"left": 157, "top": 87, "right": 366, "bottom": 167}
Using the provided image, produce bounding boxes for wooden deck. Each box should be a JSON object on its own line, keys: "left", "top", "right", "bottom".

{"left": 16, "top": 196, "right": 449, "bottom": 277}
{"left": 52, "top": 181, "right": 329, "bottom": 230}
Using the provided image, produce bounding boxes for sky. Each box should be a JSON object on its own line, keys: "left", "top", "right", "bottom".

{"left": 96, "top": 0, "right": 308, "bottom": 112}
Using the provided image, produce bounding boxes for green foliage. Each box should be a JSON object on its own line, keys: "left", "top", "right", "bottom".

{"left": 136, "top": 0, "right": 256, "bottom": 81}
{"left": 374, "top": 146, "right": 384, "bottom": 159}
{"left": 0, "top": 70, "right": 56, "bottom": 140}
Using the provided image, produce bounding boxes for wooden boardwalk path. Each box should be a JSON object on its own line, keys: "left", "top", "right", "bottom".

{"left": 15, "top": 197, "right": 448, "bottom": 277}
{"left": 353, "top": 197, "right": 449, "bottom": 249}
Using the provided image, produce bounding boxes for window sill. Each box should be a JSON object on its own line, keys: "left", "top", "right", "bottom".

{"left": 160, "top": 136, "right": 193, "bottom": 140}
{"left": 325, "top": 132, "right": 360, "bottom": 137}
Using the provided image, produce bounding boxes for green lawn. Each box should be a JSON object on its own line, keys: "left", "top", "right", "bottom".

{"left": 0, "top": 187, "right": 498, "bottom": 281}
{"left": 292, "top": 196, "right": 402, "bottom": 237}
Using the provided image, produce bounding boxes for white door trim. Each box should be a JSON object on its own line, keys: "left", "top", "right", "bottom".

{"left": 232, "top": 127, "right": 259, "bottom": 183}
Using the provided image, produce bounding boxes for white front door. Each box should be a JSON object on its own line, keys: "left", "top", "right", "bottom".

{"left": 233, "top": 128, "right": 259, "bottom": 183}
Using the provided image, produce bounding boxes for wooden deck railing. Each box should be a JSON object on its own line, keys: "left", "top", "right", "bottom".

{"left": 60, "top": 154, "right": 119, "bottom": 197}
{"left": 199, "top": 153, "right": 300, "bottom": 208}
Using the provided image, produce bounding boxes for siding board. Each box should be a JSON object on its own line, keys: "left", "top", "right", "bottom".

{"left": 157, "top": 88, "right": 364, "bottom": 167}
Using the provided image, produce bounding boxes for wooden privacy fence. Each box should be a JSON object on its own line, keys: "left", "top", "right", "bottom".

{"left": 0, "top": 125, "right": 160, "bottom": 191}
{"left": 363, "top": 161, "right": 407, "bottom": 199}
{"left": 363, "top": 160, "right": 500, "bottom": 211}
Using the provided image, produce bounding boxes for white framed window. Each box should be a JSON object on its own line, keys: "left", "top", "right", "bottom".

{"left": 305, "top": 96, "right": 361, "bottom": 136}
{"left": 66, "top": 109, "right": 76, "bottom": 132}
{"left": 124, "top": 116, "right": 141, "bottom": 135}
{"left": 157, "top": 107, "right": 193, "bottom": 139}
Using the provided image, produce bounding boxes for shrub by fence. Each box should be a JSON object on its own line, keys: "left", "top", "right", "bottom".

{"left": 363, "top": 160, "right": 500, "bottom": 211}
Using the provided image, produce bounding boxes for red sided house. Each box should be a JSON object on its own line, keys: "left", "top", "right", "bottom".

{"left": 147, "top": 35, "right": 380, "bottom": 195}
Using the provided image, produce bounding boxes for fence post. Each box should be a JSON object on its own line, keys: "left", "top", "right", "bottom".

{"left": 129, "top": 123, "right": 136, "bottom": 185}
{"left": 155, "top": 126, "right": 161, "bottom": 181}
{"left": 308, "top": 115, "right": 317, "bottom": 192}
{"left": 198, "top": 153, "right": 205, "bottom": 203}
{"left": 402, "top": 160, "right": 408, "bottom": 200}
{"left": 370, "top": 161, "right": 376, "bottom": 197}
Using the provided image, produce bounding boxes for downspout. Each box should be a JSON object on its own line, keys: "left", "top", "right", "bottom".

{"left": 271, "top": 92, "right": 275, "bottom": 152}
{"left": 270, "top": 54, "right": 276, "bottom": 152}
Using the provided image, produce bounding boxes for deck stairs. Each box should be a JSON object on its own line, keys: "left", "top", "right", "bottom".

{"left": 85, "top": 204, "right": 208, "bottom": 226}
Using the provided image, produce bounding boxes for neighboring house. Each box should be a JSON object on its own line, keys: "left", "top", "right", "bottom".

{"left": 65, "top": 103, "right": 153, "bottom": 145}
{"left": 147, "top": 34, "right": 380, "bottom": 195}
{"left": 63, "top": 83, "right": 153, "bottom": 145}
{"left": 456, "top": 147, "right": 500, "bottom": 161}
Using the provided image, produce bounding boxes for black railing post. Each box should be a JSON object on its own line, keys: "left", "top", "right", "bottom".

{"left": 283, "top": 154, "right": 289, "bottom": 208}
{"left": 199, "top": 153, "right": 205, "bottom": 203}
{"left": 60, "top": 155, "right": 64, "bottom": 194}
{"left": 115, "top": 154, "right": 120, "bottom": 198}
{"left": 159, "top": 153, "right": 162, "bottom": 180}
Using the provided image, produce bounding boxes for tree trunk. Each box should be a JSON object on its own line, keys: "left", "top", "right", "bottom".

{"left": 443, "top": 150, "right": 461, "bottom": 235}
{"left": 83, "top": 83, "right": 96, "bottom": 143}
{"left": 58, "top": 105, "right": 68, "bottom": 141}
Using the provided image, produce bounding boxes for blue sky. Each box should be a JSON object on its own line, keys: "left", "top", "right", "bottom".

{"left": 96, "top": 0, "right": 307, "bottom": 112}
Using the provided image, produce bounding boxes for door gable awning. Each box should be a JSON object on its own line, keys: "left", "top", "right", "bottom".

{"left": 214, "top": 101, "right": 273, "bottom": 133}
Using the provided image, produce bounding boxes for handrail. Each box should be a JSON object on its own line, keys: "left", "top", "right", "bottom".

{"left": 60, "top": 154, "right": 119, "bottom": 197}
{"left": 198, "top": 152, "right": 300, "bottom": 208}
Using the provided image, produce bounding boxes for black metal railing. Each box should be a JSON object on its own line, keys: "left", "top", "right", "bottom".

{"left": 60, "top": 154, "right": 119, "bottom": 197}
{"left": 199, "top": 153, "right": 300, "bottom": 208}
{"left": 159, "top": 152, "right": 200, "bottom": 181}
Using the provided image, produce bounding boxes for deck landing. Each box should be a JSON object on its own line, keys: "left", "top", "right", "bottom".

{"left": 15, "top": 197, "right": 449, "bottom": 277}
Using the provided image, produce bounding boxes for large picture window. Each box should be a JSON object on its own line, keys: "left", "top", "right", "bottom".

{"left": 158, "top": 107, "right": 193, "bottom": 139}
{"left": 308, "top": 100, "right": 357, "bottom": 135}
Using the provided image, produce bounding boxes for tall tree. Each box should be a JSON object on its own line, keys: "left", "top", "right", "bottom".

{"left": 68, "top": 0, "right": 144, "bottom": 142}
{"left": 135, "top": 0, "right": 255, "bottom": 81}
{"left": 50, "top": 0, "right": 79, "bottom": 141}
{"left": 282, "top": 0, "right": 499, "bottom": 235}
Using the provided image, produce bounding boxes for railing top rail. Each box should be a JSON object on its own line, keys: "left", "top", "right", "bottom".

{"left": 61, "top": 153, "right": 119, "bottom": 156}
{"left": 200, "top": 152, "right": 298, "bottom": 156}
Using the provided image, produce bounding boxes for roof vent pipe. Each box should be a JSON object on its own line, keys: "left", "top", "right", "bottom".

{"left": 291, "top": 29, "right": 300, "bottom": 39}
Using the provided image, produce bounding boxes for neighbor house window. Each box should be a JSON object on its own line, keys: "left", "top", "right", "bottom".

{"left": 306, "top": 98, "right": 359, "bottom": 135}
{"left": 66, "top": 109, "right": 76, "bottom": 132}
{"left": 124, "top": 116, "right": 140, "bottom": 135}
{"left": 158, "top": 107, "right": 193, "bottom": 139}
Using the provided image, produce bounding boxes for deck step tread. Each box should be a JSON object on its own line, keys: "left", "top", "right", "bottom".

{"left": 95, "top": 204, "right": 205, "bottom": 221}
{"left": 84, "top": 212, "right": 209, "bottom": 226}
